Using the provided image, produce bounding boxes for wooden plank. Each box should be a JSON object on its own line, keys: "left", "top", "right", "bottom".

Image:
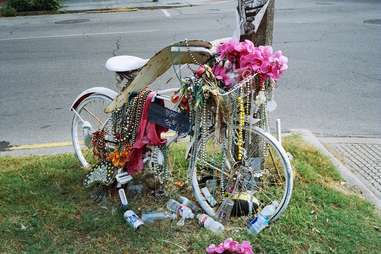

{"left": 105, "top": 40, "right": 212, "bottom": 113}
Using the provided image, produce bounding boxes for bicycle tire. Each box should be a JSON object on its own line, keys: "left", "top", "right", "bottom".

{"left": 190, "top": 126, "right": 293, "bottom": 225}
{"left": 71, "top": 93, "right": 113, "bottom": 168}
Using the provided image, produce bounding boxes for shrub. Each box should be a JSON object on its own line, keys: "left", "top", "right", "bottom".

{"left": 32, "top": 0, "right": 61, "bottom": 11}
{"left": 6, "top": 0, "right": 61, "bottom": 12}
{"left": 6, "top": 0, "right": 33, "bottom": 12}
{"left": 0, "top": 5, "right": 17, "bottom": 16}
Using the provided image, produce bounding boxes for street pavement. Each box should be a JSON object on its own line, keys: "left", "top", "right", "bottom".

{"left": 62, "top": 0, "right": 215, "bottom": 11}
{"left": 0, "top": 0, "right": 380, "bottom": 144}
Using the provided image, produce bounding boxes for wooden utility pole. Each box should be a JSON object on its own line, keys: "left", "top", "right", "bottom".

{"left": 239, "top": 0, "right": 275, "bottom": 46}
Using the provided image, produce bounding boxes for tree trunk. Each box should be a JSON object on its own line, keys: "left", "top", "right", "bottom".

{"left": 240, "top": 0, "right": 275, "bottom": 46}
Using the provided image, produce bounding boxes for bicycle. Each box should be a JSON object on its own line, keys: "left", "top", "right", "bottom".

{"left": 71, "top": 0, "right": 293, "bottom": 231}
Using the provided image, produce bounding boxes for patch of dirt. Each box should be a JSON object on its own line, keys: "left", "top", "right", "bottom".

{"left": 325, "top": 180, "right": 363, "bottom": 198}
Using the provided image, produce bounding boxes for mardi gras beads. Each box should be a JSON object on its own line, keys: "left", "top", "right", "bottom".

{"left": 237, "top": 95, "right": 245, "bottom": 161}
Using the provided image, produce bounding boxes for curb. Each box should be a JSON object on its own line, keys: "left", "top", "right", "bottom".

{"left": 0, "top": 4, "right": 193, "bottom": 17}
{"left": 291, "top": 129, "right": 381, "bottom": 210}
{"left": 62, "top": 4, "right": 193, "bottom": 13}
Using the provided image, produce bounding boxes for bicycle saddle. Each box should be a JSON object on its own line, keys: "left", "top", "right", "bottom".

{"left": 105, "top": 55, "right": 149, "bottom": 72}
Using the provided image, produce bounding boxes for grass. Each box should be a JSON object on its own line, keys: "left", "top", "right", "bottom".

{"left": 0, "top": 136, "right": 380, "bottom": 253}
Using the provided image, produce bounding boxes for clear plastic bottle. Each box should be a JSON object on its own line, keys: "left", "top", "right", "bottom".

{"left": 118, "top": 188, "right": 128, "bottom": 210}
{"left": 247, "top": 201, "right": 279, "bottom": 235}
{"left": 141, "top": 211, "right": 176, "bottom": 223}
{"left": 166, "top": 199, "right": 194, "bottom": 226}
{"left": 197, "top": 214, "right": 224, "bottom": 234}
{"left": 166, "top": 199, "right": 182, "bottom": 213}
{"left": 178, "top": 196, "right": 199, "bottom": 212}
{"left": 205, "top": 179, "right": 217, "bottom": 194}
{"left": 216, "top": 198, "right": 234, "bottom": 224}
{"left": 201, "top": 187, "right": 217, "bottom": 207}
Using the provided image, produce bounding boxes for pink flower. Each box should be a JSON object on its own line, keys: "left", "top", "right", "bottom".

{"left": 258, "top": 46, "right": 273, "bottom": 59}
{"left": 234, "top": 40, "right": 255, "bottom": 56}
{"left": 212, "top": 64, "right": 234, "bottom": 88}
{"left": 217, "top": 40, "right": 240, "bottom": 63}
{"left": 206, "top": 244, "right": 216, "bottom": 254}
{"left": 237, "top": 67, "right": 255, "bottom": 81}
{"left": 239, "top": 241, "right": 254, "bottom": 254}
{"left": 217, "top": 40, "right": 255, "bottom": 67}
{"left": 268, "top": 51, "right": 288, "bottom": 80}
{"left": 240, "top": 47, "right": 269, "bottom": 73}
{"left": 195, "top": 65, "right": 206, "bottom": 78}
{"left": 215, "top": 243, "right": 225, "bottom": 254}
{"left": 223, "top": 238, "right": 240, "bottom": 252}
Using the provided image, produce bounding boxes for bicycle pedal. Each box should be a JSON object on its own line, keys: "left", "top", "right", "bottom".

{"left": 116, "top": 172, "right": 133, "bottom": 185}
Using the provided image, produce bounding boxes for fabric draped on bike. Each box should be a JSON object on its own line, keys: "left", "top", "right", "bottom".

{"left": 125, "top": 91, "right": 168, "bottom": 175}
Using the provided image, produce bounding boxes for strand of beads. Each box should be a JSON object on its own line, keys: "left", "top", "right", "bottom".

{"left": 188, "top": 104, "right": 201, "bottom": 185}
{"left": 220, "top": 134, "right": 227, "bottom": 193}
{"left": 161, "top": 145, "right": 169, "bottom": 183}
{"left": 244, "top": 80, "right": 252, "bottom": 154}
{"left": 200, "top": 95, "right": 209, "bottom": 164}
{"left": 130, "top": 89, "right": 151, "bottom": 144}
{"left": 237, "top": 94, "right": 245, "bottom": 161}
{"left": 118, "top": 89, "right": 151, "bottom": 145}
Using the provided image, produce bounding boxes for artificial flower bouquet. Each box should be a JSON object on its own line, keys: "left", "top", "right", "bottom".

{"left": 210, "top": 39, "right": 288, "bottom": 91}
{"left": 206, "top": 238, "right": 254, "bottom": 254}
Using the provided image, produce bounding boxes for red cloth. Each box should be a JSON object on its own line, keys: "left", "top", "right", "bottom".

{"left": 125, "top": 91, "right": 167, "bottom": 174}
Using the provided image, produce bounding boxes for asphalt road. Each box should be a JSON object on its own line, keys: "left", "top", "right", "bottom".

{"left": 0, "top": 0, "right": 380, "bottom": 152}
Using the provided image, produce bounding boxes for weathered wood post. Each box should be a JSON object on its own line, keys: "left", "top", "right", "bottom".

{"left": 238, "top": 0, "right": 276, "bottom": 161}
{"left": 239, "top": 0, "right": 275, "bottom": 46}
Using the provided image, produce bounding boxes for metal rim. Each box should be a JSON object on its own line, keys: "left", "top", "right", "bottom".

{"left": 191, "top": 126, "right": 293, "bottom": 223}
{"left": 71, "top": 94, "right": 113, "bottom": 168}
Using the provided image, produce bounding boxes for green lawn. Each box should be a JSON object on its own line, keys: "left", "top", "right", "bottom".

{"left": 0, "top": 136, "right": 380, "bottom": 253}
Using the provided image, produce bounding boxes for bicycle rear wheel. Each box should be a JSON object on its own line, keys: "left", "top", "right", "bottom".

{"left": 190, "top": 126, "right": 293, "bottom": 228}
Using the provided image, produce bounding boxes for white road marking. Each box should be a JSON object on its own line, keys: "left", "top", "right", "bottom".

{"left": 161, "top": 9, "right": 171, "bottom": 18}
{"left": 0, "top": 29, "right": 159, "bottom": 42}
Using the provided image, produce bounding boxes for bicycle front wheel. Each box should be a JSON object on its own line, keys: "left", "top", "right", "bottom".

{"left": 191, "top": 126, "right": 293, "bottom": 227}
{"left": 71, "top": 94, "right": 113, "bottom": 168}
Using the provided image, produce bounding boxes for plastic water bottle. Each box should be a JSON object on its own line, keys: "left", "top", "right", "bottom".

{"left": 205, "top": 179, "right": 217, "bottom": 194}
{"left": 166, "top": 199, "right": 182, "bottom": 213}
{"left": 82, "top": 121, "right": 92, "bottom": 148}
{"left": 197, "top": 214, "right": 224, "bottom": 234}
{"left": 247, "top": 201, "right": 279, "bottom": 235}
{"left": 201, "top": 187, "right": 217, "bottom": 207}
{"left": 141, "top": 211, "right": 176, "bottom": 223}
{"left": 118, "top": 188, "right": 128, "bottom": 210}
{"left": 178, "top": 196, "right": 199, "bottom": 212}
{"left": 166, "top": 199, "right": 195, "bottom": 226}
{"left": 216, "top": 198, "right": 234, "bottom": 224}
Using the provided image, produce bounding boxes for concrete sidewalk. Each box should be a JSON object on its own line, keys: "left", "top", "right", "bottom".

{"left": 321, "top": 137, "right": 381, "bottom": 201}
{"left": 295, "top": 130, "right": 381, "bottom": 210}
{"left": 62, "top": 0, "right": 217, "bottom": 11}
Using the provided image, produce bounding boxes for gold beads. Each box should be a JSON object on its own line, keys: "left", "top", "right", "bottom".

{"left": 237, "top": 96, "right": 245, "bottom": 161}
